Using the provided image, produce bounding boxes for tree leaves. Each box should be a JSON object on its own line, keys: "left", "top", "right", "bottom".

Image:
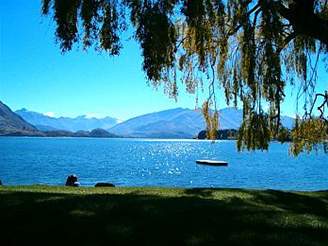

{"left": 290, "top": 118, "right": 328, "bottom": 155}
{"left": 53, "top": 0, "right": 81, "bottom": 52}
{"left": 42, "top": 0, "right": 328, "bottom": 154}
{"left": 132, "top": 3, "right": 177, "bottom": 82}
{"left": 202, "top": 100, "right": 219, "bottom": 140}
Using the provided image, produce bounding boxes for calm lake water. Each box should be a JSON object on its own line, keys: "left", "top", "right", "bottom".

{"left": 0, "top": 137, "right": 327, "bottom": 191}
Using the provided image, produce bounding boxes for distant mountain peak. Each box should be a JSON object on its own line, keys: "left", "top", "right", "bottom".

{"left": 16, "top": 108, "right": 120, "bottom": 132}
{"left": 16, "top": 108, "right": 28, "bottom": 112}
{"left": 109, "top": 107, "right": 293, "bottom": 138}
{"left": 0, "top": 102, "right": 41, "bottom": 136}
{"left": 43, "top": 112, "right": 55, "bottom": 118}
{"left": 109, "top": 107, "right": 239, "bottom": 138}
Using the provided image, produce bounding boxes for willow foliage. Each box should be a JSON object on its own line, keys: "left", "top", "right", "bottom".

{"left": 202, "top": 100, "right": 219, "bottom": 140}
{"left": 290, "top": 118, "right": 328, "bottom": 155}
{"left": 42, "top": 0, "right": 328, "bottom": 154}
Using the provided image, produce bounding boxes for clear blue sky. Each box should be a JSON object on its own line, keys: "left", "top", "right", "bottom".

{"left": 0, "top": 0, "right": 326, "bottom": 120}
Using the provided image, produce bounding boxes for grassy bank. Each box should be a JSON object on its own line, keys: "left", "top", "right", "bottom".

{"left": 0, "top": 186, "right": 327, "bottom": 246}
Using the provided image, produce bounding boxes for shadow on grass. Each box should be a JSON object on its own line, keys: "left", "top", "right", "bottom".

{"left": 0, "top": 188, "right": 327, "bottom": 246}
{"left": 185, "top": 188, "right": 328, "bottom": 216}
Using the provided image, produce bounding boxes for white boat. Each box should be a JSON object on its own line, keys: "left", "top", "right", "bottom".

{"left": 196, "top": 160, "right": 228, "bottom": 166}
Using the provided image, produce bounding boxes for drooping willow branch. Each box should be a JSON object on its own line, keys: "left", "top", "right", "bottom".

{"left": 309, "top": 91, "right": 328, "bottom": 123}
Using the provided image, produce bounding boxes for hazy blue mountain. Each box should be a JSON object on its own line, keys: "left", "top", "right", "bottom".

{"left": 281, "top": 116, "right": 295, "bottom": 129}
{"left": 35, "top": 124, "right": 58, "bottom": 131}
{"left": 109, "top": 107, "right": 241, "bottom": 138}
{"left": 218, "top": 107, "right": 243, "bottom": 129}
{"left": 12, "top": 106, "right": 295, "bottom": 139}
{"left": 109, "top": 108, "right": 202, "bottom": 138}
{"left": 16, "top": 108, "right": 120, "bottom": 132}
{"left": 109, "top": 107, "right": 294, "bottom": 138}
{"left": 89, "top": 128, "right": 118, "bottom": 138}
{"left": 0, "top": 101, "right": 41, "bottom": 136}
{"left": 42, "top": 128, "right": 119, "bottom": 138}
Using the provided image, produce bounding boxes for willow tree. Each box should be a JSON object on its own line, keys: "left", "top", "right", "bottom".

{"left": 42, "top": 0, "right": 328, "bottom": 154}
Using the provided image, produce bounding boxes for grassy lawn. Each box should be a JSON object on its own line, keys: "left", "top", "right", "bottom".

{"left": 0, "top": 186, "right": 327, "bottom": 246}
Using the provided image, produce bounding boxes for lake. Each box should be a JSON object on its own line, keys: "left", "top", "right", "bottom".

{"left": 0, "top": 137, "right": 327, "bottom": 191}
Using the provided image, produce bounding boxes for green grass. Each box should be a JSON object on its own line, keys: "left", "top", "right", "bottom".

{"left": 0, "top": 186, "right": 327, "bottom": 246}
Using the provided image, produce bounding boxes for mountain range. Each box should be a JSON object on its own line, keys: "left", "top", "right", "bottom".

{"left": 109, "top": 108, "right": 240, "bottom": 138}
{"left": 1, "top": 101, "right": 295, "bottom": 138}
{"left": 0, "top": 101, "right": 117, "bottom": 138}
{"left": 15, "top": 108, "right": 119, "bottom": 132}
{"left": 0, "top": 101, "right": 41, "bottom": 136}
{"left": 109, "top": 107, "right": 294, "bottom": 138}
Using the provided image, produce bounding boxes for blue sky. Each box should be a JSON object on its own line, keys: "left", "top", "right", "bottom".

{"left": 0, "top": 0, "right": 327, "bottom": 120}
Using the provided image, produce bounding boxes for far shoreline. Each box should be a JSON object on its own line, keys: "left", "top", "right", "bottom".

{"left": 0, "top": 135, "right": 237, "bottom": 141}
